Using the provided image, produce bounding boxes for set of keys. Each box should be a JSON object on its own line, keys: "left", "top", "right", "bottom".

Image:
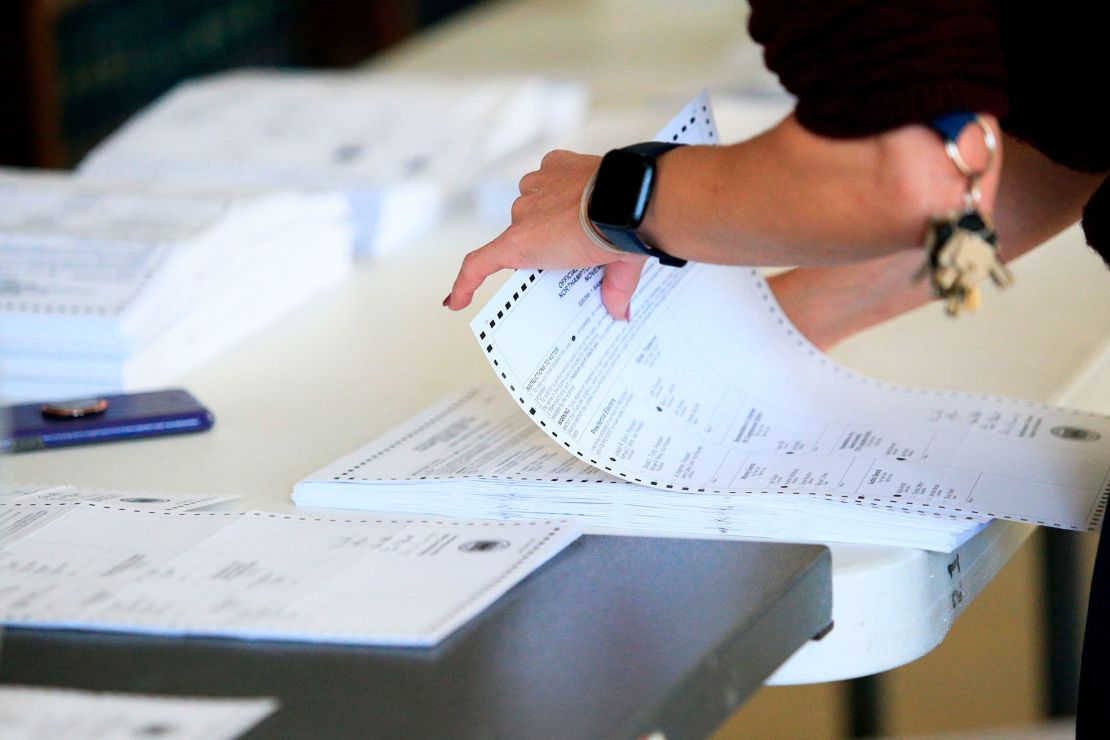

{"left": 917, "top": 113, "right": 1014, "bottom": 316}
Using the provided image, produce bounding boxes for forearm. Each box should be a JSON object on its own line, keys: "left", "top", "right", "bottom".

{"left": 640, "top": 115, "right": 997, "bottom": 266}
{"left": 771, "top": 134, "right": 1108, "bottom": 350}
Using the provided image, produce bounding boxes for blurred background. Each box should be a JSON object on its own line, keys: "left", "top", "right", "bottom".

{"left": 0, "top": 0, "right": 480, "bottom": 168}
{"left": 0, "top": 1, "right": 1099, "bottom": 737}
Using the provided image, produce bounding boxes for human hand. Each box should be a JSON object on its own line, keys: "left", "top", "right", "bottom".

{"left": 444, "top": 149, "right": 648, "bottom": 321}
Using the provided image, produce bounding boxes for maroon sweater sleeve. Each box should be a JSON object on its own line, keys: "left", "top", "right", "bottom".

{"left": 748, "top": 0, "right": 1010, "bottom": 138}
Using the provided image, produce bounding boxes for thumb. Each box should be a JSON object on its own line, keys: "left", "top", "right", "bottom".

{"left": 600, "top": 258, "right": 647, "bottom": 321}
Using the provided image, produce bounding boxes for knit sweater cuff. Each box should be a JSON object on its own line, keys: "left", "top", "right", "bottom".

{"left": 749, "top": 0, "right": 1009, "bottom": 138}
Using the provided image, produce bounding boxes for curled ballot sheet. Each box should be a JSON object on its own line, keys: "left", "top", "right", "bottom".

{"left": 472, "top": 262, "right": 1109, "bottom": 531}
{"left": 467, "top": 91, "right": 1110, "bottom": 533}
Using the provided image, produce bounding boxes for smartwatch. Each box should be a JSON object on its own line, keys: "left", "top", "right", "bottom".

{"left": 584, "top": 141, "right": 686, "bottom": 267}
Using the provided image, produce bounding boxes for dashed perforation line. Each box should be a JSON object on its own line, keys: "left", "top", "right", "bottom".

{"left": 335, "top": 388, "right": 482, "bottom": 479}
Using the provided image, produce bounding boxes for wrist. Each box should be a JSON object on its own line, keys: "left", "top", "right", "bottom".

{"left": 585, "top": 142, "right": 687, "bottom": 267}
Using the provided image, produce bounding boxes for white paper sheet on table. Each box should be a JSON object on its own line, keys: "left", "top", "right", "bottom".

{"left": 0, "top": 485, "right": 240, "bottom": 543}
{"left": 0, "top": 686, "right": 276, "bottom": 740}
{"left": 0, "top": 483, "right": 238, "bottom": 508}
{"left": 0, "top": 503, "right": 575, "bottom": 646}
{"left": 465, "top": 91, "right": 1110, "bottom": 532}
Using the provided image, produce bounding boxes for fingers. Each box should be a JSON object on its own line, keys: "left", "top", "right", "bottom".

{"left": 518, "top": 170, "right": 539, "bottom": 194}
{"left": 446, "top": 148, "right": 604, "bottom": 312}
{"left": 518, "top": 150, "right": 575, "bottom": 193}
{"left": 600, "top": 258, "right": 647, "bottom": 321}
{"left": 446, "top": 235, "right": 510, "bottom": 311}
{"left": 541, "top": 149, "right": 573, "bottom": 167}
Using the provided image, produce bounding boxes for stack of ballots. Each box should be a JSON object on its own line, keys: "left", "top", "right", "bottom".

{"left": 0, "top": 168, "right": 352, "bottom": 402}
{"left": 293, "top": 385, "right": 991, "bottom": 553}
{"left": 79, "top": 69, "right": 587, "bottom": 256}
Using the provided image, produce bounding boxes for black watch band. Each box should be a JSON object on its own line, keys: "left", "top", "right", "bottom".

{"left": 586, "top": 141, "right": 687, "bottom": 267}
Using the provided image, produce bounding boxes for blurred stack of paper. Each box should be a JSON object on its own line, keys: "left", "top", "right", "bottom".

{"left": 79, "top": 69, "right": 588, "bottom": 255}
{"left": 293, "top": 386, "right": 990, "bottom": 553}
{"left": 0, "top": 169, "right": 352, "bottom": 402}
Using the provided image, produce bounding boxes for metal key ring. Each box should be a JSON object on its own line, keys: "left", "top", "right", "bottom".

{"left": 943, "top": 115, "right": 997, "bottom": 179}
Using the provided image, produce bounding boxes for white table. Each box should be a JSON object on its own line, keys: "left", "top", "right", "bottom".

{"left": 7, "top": 0, "right": 1110, "bottom": 686}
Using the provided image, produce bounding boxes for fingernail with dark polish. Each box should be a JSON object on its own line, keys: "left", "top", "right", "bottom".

{"left": 624, "top": 306, "right": 631, "bottom": 322}
{"left": 442, "top": 295, "right": 451, "bottom": 307}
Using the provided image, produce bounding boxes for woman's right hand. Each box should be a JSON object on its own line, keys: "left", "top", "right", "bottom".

{"left": 445, "top": 150, "right": 648, "bottom": 322}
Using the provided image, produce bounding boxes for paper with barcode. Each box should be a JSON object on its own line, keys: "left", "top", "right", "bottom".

{"left": 469, "top": 90, "right": 1110, "bottom": 531}
{"left": 0, "top": 503, "right": 576, "bottom": 646}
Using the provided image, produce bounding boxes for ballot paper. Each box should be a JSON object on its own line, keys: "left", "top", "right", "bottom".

{"left": 79, "top": 69, "right": 587, "bottom": 255}
{"left": 296, "top": 91, "right": 1110, "bottom": 548}
{"left": 0, "top": 686, "right": 276, "bottom": 740}
{"left": 0, "top": 169, "right": 352, "bottom": 402}
{"left": 293, "top": 384, "right": 990, "bottom": 552}
{"left": 0, "top": 485, "right": 239, "bottom": 550}
{"left": 0, "top": 503, "right": 576, "bottom": 646}
{"left": 0, "top": 483, "right": 238, "bottom": 509}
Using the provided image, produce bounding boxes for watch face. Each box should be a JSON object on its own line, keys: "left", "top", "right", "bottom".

{"left": 589, "top": 149, "right": 654, "bottom": 229}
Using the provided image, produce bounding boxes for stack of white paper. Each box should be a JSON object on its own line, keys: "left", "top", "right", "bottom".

{"left": 293, "top": 385, "right": 990, "bottom": 553}
{"left": 79, "top": 69, "right": 588, "bottom": 255}
{"left": 0, "top": 169, "right": 352, "bottom": 402}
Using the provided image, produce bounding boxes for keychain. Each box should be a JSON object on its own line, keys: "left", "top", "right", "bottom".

{"left": 917, "top": 113, "right": 1013, "bottom": 316}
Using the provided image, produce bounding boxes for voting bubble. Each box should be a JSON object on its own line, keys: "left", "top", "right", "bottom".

{"left": 458, "top": 539, "right": 509, "bottom": 553}
{"left": 1050, "top": 426, "right": 1101, "bottom": 441}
